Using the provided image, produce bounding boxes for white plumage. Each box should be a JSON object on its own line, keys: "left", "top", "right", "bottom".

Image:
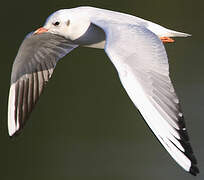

{"left": 8, "top": 6, "right": 198, "bottom": 175}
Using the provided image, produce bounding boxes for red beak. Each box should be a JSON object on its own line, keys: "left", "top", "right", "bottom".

{"left": 34, "top": 27, "right": 48, "bottom": 34}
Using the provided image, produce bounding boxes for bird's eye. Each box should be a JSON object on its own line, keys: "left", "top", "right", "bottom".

{"left": 53, "top": 21, "right": 60, "bottom": 26}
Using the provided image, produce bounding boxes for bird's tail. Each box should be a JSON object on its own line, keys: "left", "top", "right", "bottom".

{"left": 166, "top": 29, "right": 191, "bottom": 37}
{"left": 146, "top": 20, "right": 191, "bottom": 38}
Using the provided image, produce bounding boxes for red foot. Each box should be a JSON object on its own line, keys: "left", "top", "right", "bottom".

{"left": 160, "top": 37, "right": 175, "bottom": 43}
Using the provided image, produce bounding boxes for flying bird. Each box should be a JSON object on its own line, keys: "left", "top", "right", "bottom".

{"left": 8, "top": 6, "right": 199, "bottom": 175}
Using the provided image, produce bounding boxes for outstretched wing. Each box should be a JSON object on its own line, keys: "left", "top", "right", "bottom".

{"left": 92, "top": 20, "right": 199, "bottom": 175}
{"left": 8, "top": 32, "right": 78, "bottom": 136}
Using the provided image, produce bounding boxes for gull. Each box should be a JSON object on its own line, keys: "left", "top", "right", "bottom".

{"left": 8, "top": 6, "right": 199, "bottom": 175}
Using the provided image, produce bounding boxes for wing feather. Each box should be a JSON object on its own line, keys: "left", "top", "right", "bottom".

{"left": 92, "top": 20, "right": 199, "bottom": 175}
{"left": 8, "top": 32, "right": 78, "bottom": 136}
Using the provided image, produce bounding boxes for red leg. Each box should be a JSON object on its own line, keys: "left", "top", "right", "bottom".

{"left": 160, "top": 37, "right": 175, "bottom": 43}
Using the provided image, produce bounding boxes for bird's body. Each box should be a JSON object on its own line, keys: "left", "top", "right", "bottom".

{"left": 8, "top": 6, "right": 199, "bottom": 176}
{"left": 44, "top": 7, "right": 189, "bottom": 46}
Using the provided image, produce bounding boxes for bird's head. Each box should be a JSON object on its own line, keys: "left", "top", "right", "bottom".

{"left": 34, "top": 9, "right": 91, "bottom": 41}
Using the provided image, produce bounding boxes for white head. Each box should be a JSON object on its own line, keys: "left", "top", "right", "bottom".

{"left": 35, "top": 9, "right": 91, "bottom": 41}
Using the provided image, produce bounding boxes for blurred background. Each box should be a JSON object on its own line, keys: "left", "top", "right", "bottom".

{"left": 0, "top": 0, "right": 203, "bottom": 179}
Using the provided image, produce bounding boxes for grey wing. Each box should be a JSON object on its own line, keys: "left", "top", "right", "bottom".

{"left": 92, "top": 20, "right": 199, "bottom": 175}
{"left": 8, "top": 32, "right": 78, "bottom": 136}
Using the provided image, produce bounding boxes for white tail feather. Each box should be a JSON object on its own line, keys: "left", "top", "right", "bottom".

{"left": 166, "top": 29, "right": 191, "bottom": 37}
{"left": 146, "top": 20, "right": 191, "bottom": 37}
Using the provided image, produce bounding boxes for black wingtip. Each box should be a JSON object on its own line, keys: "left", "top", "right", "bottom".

{"left": 8, "top": 128, "right": 23, "bottom": 139}
{"left": 189, "top": 164, "right": 199, "bottom": 176}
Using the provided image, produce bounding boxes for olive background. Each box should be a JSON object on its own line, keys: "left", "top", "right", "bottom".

{"left": 0, "top": 0, "right": 203, "bottom": 179}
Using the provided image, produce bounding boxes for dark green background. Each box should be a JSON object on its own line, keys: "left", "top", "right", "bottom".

{"left": 0, "top": 0, "right": 203, "bottom": 179}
